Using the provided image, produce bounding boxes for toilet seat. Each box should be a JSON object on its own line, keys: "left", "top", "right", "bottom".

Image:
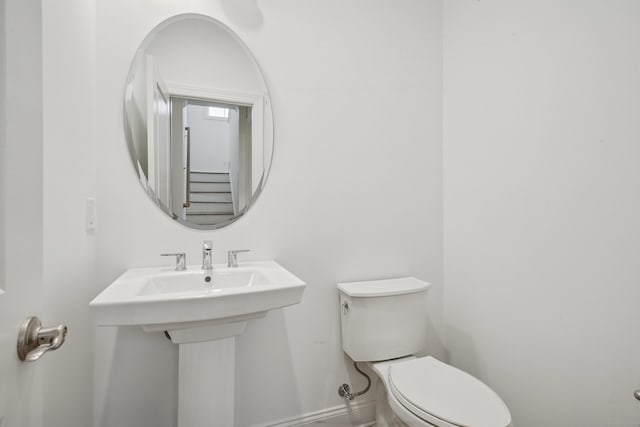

{"left": 388, "top": 357, "right": 511, "bottom": 427}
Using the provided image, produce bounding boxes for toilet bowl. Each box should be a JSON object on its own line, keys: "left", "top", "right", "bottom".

{"left": 370, "top": 357, "right": 511, "bottom": 427}
{"left": 338, "top": 277, "right": 512, "bottom": 427}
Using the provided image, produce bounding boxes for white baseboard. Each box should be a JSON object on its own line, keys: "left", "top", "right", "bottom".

{"left": 257, "top": 399, "right": 376, "bottom": 427}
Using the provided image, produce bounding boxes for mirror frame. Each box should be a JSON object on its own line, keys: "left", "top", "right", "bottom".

{"left": 123, "top": 13, "right": 274, "bottom": 230}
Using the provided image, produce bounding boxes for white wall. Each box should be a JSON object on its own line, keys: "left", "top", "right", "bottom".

{"left": 41, "top": 0, "right": 96, "bottom": 426}
{"left": 187, "top": 104, "right": 232, "bottom": 173}
{"left": 145, "top": 16, "right": 263, "bottom": 95}
{"left": 443, "top": 1, "right": 640, "bottom": 425}
{"left": 94, "top": 0, "right": 443, "bottom": 426}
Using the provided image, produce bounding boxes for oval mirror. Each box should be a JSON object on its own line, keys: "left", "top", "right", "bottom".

{"left": 123, "top": 14, "right": 273, "bottom": 230}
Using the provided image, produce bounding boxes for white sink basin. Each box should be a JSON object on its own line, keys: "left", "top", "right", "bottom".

{"left": 140, "top": 269, "right": 258, "bottom": 295}
{"left": 90, "top": 260, "right": 306, "bottom": 343}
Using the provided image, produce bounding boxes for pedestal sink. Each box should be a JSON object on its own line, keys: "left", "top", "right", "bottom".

{"left": 90, "top": 260, "right": 306, "bottom": 427}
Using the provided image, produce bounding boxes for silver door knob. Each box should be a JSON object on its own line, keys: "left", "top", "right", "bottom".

{"left": 17, "top": 316, "right": 67, "bottom": 362}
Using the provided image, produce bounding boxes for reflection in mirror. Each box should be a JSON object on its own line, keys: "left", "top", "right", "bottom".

{"left": 124, "top": 14, "right": 273, "bottom": 229}
{"left": 172, "top": 98, "right": 253, "bottom": 225}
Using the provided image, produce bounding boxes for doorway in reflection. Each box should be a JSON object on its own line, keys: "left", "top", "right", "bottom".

{"left": 169, "top": 97, "right": 252, "bottom": 226}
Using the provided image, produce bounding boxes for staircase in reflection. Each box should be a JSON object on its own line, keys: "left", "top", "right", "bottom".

{"left": 185, "top": 171, "right": 234, "bottom": 225}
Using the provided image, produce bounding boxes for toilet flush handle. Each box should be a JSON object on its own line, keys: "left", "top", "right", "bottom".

{"left": 342, "top": 300, "right": 350, "bottom": 315}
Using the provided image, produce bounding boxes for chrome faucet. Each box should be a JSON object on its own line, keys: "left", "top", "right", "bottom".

{"left": 202, "top": 240, "right": 213, "bottom": 270}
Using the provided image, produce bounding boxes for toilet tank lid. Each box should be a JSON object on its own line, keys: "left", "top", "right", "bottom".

{"left": 337, "top": 277, "right": 430, "bottom": 297}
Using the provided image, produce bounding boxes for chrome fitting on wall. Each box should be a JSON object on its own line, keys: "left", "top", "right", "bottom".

{"left": 338, "top": 362, "right": 371, "bottom": 401}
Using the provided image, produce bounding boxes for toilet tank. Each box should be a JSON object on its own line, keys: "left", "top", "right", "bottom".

{"left": 338, "top": 277, "right": 431, "bottom": 362}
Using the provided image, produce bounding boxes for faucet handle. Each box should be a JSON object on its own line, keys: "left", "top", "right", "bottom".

{"left": 161, "top": 252, "right": 187, "bottom": 271}
{"left": 227, "top": 249, "right": 250, "bottom": 268}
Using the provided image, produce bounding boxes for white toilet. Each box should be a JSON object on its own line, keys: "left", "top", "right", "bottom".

{"left": 338, "top": 277, "right": 512, "bottom": 427}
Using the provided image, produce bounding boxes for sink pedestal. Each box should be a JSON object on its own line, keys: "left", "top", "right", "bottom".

{"left": 161, "top": 318, "right": 266, "bottom": 427}
{"left": 178, "top": 337, "right": 236, "bottom": 427}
